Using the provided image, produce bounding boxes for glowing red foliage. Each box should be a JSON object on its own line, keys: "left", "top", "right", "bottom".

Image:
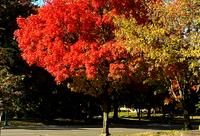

{"left": 14, "top": 0, "right": 149, "bottom": 84}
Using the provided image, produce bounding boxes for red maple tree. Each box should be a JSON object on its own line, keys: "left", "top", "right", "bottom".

{"left": 14, "top": 0, "right": 150, "bottom": 135}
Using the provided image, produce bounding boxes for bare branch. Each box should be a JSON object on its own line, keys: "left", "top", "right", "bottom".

{"left": 174, "top": 72, "right": 183, "bottom": 100}
{"left": 170, "top": 79, "right": 181, "bottom": 102}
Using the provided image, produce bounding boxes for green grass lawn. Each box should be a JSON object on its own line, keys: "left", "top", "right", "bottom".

{"left": 109, "top": 111, "right": 200, "bottom": 125}
{"left": 1, "top": 119, "right": 44, "bottom": 126}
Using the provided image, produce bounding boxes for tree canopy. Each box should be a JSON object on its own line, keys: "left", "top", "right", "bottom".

{"left": 14, "top": 0, "right": 152, "bottom": 135}
{"left": 114, "top": 0, "right": 200, "bottom": 130}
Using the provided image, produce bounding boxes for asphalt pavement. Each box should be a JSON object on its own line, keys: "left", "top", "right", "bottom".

{"left": 1, "top": 124, "right": 199, "bottom": 136}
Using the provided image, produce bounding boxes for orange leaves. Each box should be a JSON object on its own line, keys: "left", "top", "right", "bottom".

{"left": 14, "top": 0, "right": 145, "bottom": 87}
{"left": 191, "top": 85, "right": 198, "bottom": 91}
{"left": 110, "top": 0, "right": 149, "bottom": 24}
{"left": 108, "top": 59, "right": 135, "bottom": 80}
{"left": 109, "top": 63, "right": 125, "bottom": 74}
{"left": 164, "top": 97, "right": 172, "bottom": 105}
{"left": 168, "top": 80, "right": 179, "bottom": 92}
{"left": 102, "top": 14, "right": 112, "bottom": 25}
{"left": 86, "top": 66, "right": 96, "bottom": 79}
{"left": 91, "top": 0, "right": 108, "bottom": 8}
{"left": 16, "top": 17, "right": 26, "bottom": 28}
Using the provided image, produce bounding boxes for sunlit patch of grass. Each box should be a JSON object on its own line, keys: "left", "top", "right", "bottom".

{"left": 111, "top": 130, "right": 181, "bottom": 136}
{"left": 109, "top": 111, "right": 164, "bottom": 119}
{"left": 108, "top": 112, "right": 200, "bottom": 125}
{"left": 109, "top": 111, "right": 138, "bottom": 118}
{"left": 108, "top": 111, "right": 164, "bottom": 123}
{"left": 92, "top": 116, "right": 103, "bottom": 119}
{"left": 2, "top": 119, "right": 44, "bottom": 126}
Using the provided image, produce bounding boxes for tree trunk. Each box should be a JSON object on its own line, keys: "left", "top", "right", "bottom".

{"left": 88, "top": 101, "right": 93, "bottom": 120}
{"left": 112, "top": 101, "right": 118, "bottom": 120}
{"left": 147, "top": 105, "right": 151, "bottom": 118}
{"left": 162, "top": 105, "right": 167, "bottom": 123}
{"left": 182, "top": 84, "right": 192, "bottom": 130}
{"left": 137, "top": 108, "right": 141, "bottom": 123}
{"left": 0, "top": 111, "right": 4, "bottom": 136}
{"left": 182, "top": 100, "right": 192, "bottom": 130}
{"left": 101, "top": 100, "right": 110, "bottom": 136}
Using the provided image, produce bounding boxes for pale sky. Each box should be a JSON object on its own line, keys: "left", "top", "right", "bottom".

{"left": 32, "top": 0, "right": 45, "bottom": 6}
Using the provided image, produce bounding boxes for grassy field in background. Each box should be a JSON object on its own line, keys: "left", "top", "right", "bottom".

{"left": 109, "top": 111, "right": 200, "bottom": 125}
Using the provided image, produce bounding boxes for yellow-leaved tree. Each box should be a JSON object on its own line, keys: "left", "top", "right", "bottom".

{"left": 115, "top": 0, "right": 200, "bottom": 130}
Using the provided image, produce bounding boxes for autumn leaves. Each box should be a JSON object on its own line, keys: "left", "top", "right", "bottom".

{"left": 14, "top": 0, "right": 200, "bottom": 131}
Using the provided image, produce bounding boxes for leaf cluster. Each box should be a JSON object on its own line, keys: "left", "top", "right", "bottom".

{"left": 14, "top": 0, "right": 152, "bottom": 98}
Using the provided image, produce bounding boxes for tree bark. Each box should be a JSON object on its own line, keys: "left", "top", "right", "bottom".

{"left": 182, "top": 85, "right": 192, "bottom": 130}
{"left": 182, "top": 100, "right": 192, "bottom": 130}
{"left": 162, "top": 105, "right": 167, "bottom": 123}
{"left": 112, "top": 100, "right": 118, "bottom": 120}
{"left": 0, "top": 111, "right": 4, "bottom": 136}
{"left": 101, "top": 99, "right": 110, "bottom": 136}
{"left": 88, "top": 101, "right": 93, "bottom": 120}
{"left": 137, "top": 108, "right": 141, "bottom": 123}
{"left": 147, "top": 105, "right": 151, "bottom": 118}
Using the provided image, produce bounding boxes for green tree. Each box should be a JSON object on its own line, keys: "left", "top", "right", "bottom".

{"left": 0, "top": 0, "right": 38, "bottom": 72}
{"left": 0, "top": 63, "right": 24, "bottom": 135}
{"left": 0, "top": 1, "right": 39, "bottom": 133}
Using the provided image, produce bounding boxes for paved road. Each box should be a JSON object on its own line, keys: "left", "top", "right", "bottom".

{"left": 1, "top": 124, "right": 199, "bottom": 136}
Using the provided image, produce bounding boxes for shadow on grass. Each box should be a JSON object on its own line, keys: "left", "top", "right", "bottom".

{"left": 4, "top": 113, "right": 200, "bottom": 127}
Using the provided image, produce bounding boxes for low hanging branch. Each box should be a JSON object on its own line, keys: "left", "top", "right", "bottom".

{"left": 169, "top": 79, "right": 181, "bottom": 103}
{"left": 174, "top": 72, "right": 183, "bottom": 100}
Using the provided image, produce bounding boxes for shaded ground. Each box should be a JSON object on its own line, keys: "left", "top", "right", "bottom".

{"left": 4, "top": 112, "right": 200, "bottom": 126}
